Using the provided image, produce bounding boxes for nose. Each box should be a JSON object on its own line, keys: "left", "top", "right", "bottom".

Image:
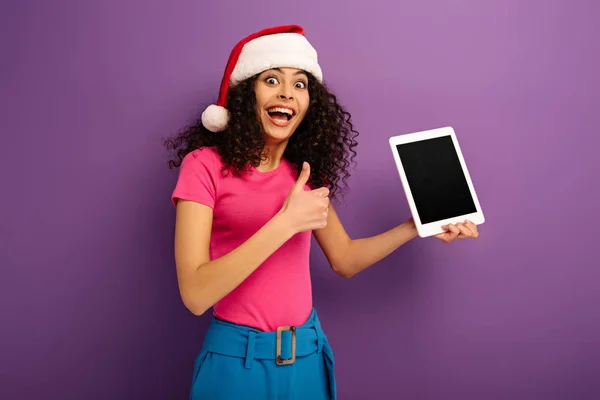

{"left": 278, "top": 84, "right": 293, "bottom": 100}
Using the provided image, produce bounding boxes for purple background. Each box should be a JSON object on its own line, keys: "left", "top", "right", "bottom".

{"left": 2, "top": 0, "right": 599, "bottom": 398}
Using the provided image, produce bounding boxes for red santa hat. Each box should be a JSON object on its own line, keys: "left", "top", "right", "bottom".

{"left": 201, "top": 24, "right": 323, "bottom": 132}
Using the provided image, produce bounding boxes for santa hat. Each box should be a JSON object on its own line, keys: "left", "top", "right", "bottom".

{"left": 201, "top": 24, "right": 323, "bottom": 132}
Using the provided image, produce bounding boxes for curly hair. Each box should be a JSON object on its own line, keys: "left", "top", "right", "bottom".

{"left": 163, "top": 73, "right": 359, "bottom": 201}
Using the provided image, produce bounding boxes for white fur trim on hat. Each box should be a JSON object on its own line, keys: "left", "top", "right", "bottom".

{"left": 230, "top": 33, "right": 322, "bottom": 85}
{"left": 201, "top": 104, "right": 229, "bottom": 132}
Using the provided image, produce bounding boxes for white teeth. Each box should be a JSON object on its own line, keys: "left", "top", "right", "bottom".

{"left": 267, "top": 107, "right": 293, "bottom": 116}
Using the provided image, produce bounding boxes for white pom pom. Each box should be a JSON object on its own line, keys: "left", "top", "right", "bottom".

{"left": 201, "top": 105, "right": 229, "bottom": 132}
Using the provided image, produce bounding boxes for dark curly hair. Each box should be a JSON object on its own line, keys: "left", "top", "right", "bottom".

{"left": 163, "top": 73, "right": 359, "bottom": 201}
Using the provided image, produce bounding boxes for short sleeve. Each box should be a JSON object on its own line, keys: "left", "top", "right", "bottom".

{"left": 171, "top": 148, "right": 219, "bottom": 208}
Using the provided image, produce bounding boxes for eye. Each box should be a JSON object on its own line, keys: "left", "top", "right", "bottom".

{"left": 265, "top": 77, "right": 279, "bottom": 85}
{"left": 295, "top": 81, "right": 307, "bottom": 89}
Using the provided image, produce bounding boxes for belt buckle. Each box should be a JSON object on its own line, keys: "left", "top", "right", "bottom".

{"left": 276, "top": 325, "right": 296, "bottom": 365}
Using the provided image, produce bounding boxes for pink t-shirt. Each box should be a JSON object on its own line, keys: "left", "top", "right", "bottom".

{"left": 171, "top": 147, "right": 313, "bottom": 332}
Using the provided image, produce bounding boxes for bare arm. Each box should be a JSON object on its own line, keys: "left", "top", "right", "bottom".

{"left": 174, "top": 200, "right": 295, "bottom": 315}
{"left": 313, "top": 204, "right": 418, "bottom": 278}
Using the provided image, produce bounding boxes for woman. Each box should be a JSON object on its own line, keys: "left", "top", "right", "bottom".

{"left": 165, "top": 24, "right": 479, "bottom": 400}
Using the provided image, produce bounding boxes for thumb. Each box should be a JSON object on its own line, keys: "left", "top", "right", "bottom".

{"left": 292, "top": 162, "right": 310, "bottom": 192}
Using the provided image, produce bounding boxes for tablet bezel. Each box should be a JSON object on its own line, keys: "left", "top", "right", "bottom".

{"left": 388, "top": 126, "right": 485, "bottom": 237}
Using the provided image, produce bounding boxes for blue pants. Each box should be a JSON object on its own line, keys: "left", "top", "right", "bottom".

{"left": 190, "top": 308, "right": 336, "bottom": 399}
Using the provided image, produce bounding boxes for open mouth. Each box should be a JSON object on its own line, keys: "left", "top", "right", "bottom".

{"left": 266, "top": 106, "right": 295, "bottom": 126}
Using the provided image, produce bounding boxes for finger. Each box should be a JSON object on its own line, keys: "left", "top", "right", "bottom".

{"left": 455, "top": 223, "right": 473, "bottom": 238}
{"left": 437, "top": 225, "right": 456, "bottom": 243}
{"left": 465, "top": 220, "right": 479, "bottom": 238}
{"left": 447, "top": 224, "right": 460, "bottom": 240}
{"left": 438, "top": 225, "right": 451, "bottom": 241}
{"left": 435, "top": 232, "right": 453, "bottom": 243}
{"left": 313, "top": 186, "right": 330, "bottom": 197}
{"left": 292, "top": 162, "right": 310, "bottom": 192}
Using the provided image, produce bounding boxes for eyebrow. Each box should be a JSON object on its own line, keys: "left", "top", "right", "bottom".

{"left": 272, "top": 67, "right": 308, "bottom": 78}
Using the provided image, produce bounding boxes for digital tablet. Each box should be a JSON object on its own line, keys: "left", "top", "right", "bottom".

{"left": 389, "top": 126, "right": 485, "bottom": 237}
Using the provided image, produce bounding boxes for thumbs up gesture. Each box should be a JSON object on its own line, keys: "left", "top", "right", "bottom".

{"left": 279, "top": 162, "right": 330, "bottom": 233}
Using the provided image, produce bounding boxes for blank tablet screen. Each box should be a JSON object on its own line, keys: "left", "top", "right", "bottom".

{"left": 395, "top": 135, "right": 477, "bottom": 224}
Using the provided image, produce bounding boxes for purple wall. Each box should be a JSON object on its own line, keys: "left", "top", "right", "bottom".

{"left": 2, "top": 0, "right": 599, "bottom": 398}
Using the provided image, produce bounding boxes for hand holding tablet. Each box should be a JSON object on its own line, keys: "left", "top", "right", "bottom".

{"left": 389, "top": 126, "right": 484, "bottom": 240}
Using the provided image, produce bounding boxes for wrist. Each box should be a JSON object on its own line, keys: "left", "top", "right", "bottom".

{"left": 271, "top": 211, "right": 298, "bottom": 238}
{"left": 399, "top": 217, "right": 418, "bottom": 239}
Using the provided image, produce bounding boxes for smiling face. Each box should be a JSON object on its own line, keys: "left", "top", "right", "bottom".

{"left": 253, "top": 67, "right": 310, "bottom": 144}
